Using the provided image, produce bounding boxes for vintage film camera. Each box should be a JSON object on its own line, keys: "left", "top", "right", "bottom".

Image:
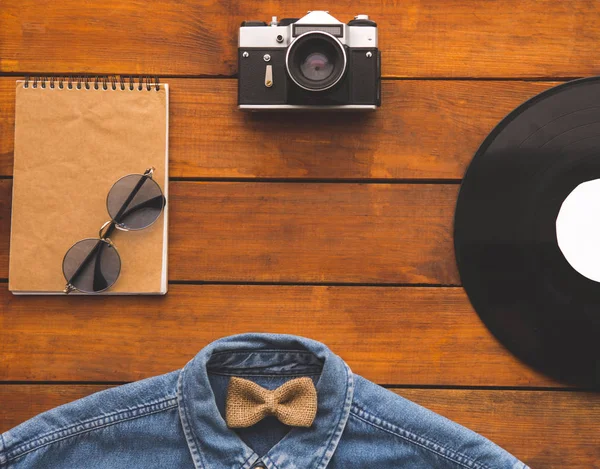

{"left": 238, "top": 11, "right": 381, "bottom": 110}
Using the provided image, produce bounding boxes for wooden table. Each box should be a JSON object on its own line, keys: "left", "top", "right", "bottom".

{"left": 1, "top": 2, "right": 599, "bottom": 467}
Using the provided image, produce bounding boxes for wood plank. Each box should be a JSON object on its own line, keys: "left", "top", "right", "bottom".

{"left": 1, "top": 385, "right": 598, "bottom": 468}
{"left": 0, "top": 180, "right": 460, "bottom": 284}
{"left": 0, "top": 284, "right": 556, "bottom": 386}
{"left": 1, "top": 1, "right": 599, "bottom": 78}
{"left": 0, "top": 78, "right": 559, "bottom": 179}
{"left": 0, "top": 181, "right": 9, "bottom": 277}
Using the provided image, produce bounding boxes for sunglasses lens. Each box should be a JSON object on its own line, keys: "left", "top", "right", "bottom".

{"left": 63, "top": 239, "right": 121, "bottom": 293}
{"left": 106, "top": 174, "right": 164, "bottom": 230}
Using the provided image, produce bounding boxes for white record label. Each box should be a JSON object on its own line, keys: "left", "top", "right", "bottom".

{"left": 556, "top": 179, "right": 600, "bottom": 283}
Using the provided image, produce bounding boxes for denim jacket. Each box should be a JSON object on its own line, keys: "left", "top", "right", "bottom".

{"left": 0, "top": 334, "right": 528, "bottom": 469}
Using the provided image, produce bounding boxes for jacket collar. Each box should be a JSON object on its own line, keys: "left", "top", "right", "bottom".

{"left": 177, "top": 333, "right": 354, "bottom": 469}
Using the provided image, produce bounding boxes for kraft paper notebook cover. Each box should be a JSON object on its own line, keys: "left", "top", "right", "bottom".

{"left": 9, "top": 78, "right": 169, "bottom": 295}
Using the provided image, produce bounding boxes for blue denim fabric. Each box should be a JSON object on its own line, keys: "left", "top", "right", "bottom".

{"left": 0, "top": 334, "right": 529, "bottom": 469}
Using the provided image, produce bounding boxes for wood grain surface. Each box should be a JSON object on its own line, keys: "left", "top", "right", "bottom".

{"left": 0, "top": 79, "right": 560, "bottom": 179}
{"left": 0, "top": 284, "right": 553, "bottom": 386}
{"left": 1, "top": 1, "right": 600, "bottom": 78}
{"left": 1, "top": 385, "right": 598, "bottom": 468}
{"left": 0, "top": 181, "right": 8, "bottom": 277}
{"left": 0, "top": 180, "right": 460, "bottom": 284}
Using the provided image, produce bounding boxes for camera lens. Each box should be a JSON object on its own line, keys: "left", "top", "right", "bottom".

{"left": 286, "top": 31, "right": 346, "bottom": 92}
{"left": 300, "top": 52, "right": 334, "bottom": 81}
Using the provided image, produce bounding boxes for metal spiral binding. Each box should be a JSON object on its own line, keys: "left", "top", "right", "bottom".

{"left": 23, "top": 75, "right": 161, "bottom": 91}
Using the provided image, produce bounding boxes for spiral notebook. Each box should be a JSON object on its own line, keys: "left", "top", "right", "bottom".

{"left": 9, "top": 77, "right": 169, "bottom": 295}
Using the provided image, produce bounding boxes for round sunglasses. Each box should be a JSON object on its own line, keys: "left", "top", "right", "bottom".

{"left": 63, "top": 168, "right": 166, "bottom": 294}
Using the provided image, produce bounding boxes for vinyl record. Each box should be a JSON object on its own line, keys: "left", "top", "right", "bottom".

{"left": 454, "top": 77, "right": 600, "bottom": 387}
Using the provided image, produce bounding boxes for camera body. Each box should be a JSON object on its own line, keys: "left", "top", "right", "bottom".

{"left": 238, "top": 11, "right": 381, "bottom": 111}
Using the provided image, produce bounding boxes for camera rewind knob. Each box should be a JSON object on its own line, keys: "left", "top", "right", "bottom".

{"left": 349, "top": 15, "right": 376, "bottom": 27}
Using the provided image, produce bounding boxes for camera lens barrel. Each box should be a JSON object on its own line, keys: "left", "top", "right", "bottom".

{"left": 285, "top": 31, "right": 347, "bottom": 92}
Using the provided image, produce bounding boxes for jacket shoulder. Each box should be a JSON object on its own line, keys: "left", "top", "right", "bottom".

{"left": 0, "top": 370, "right": 180, "bottom": 467}
{"left": 346, "top": 375, "right": 527, "bottom": 469}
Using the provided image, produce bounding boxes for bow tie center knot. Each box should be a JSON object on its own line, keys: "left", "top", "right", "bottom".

{"left": 263, "top": 391, "right": 278, "bottom": 414}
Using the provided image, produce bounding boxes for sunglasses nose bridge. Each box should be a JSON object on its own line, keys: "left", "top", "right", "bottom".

{"left": 99, "top": 220, "right": 126, "bottom": 241}
{"left": 99, "top": 220, "right": 112, "bottom": 239}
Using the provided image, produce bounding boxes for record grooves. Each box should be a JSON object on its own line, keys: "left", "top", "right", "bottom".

{"left": 454, "top": 77, "right": 600, "bottom": 387}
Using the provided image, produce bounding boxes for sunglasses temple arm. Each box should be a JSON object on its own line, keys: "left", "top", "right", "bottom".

{"left": 112, "top": 173, "right": 151, "bottom": 225}
{"left": 65, "top": 239, "right": 106, "bottom": 290}
{"left": 92, "top": 241, "right": 110, "bottom": 292}
{"left": 118, "top": 195, "right": 165, "bottom": 222}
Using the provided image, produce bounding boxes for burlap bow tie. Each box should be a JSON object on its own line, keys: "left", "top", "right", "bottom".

{"left": 225, "top": 377, "right": 318, "bottom": 428}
